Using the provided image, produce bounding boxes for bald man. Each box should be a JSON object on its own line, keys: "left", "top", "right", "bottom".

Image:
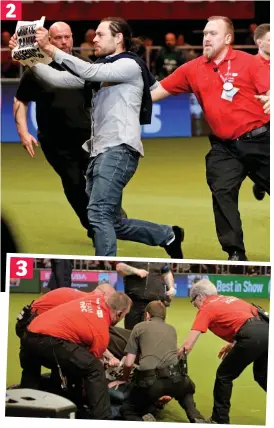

{"left": 155, "top": 32, "right": 185, "bottom": 79}
{"left": 12, "top": 22, "right": 93, "bottom": 239}
{"left": 80, "top": 28, "right": 96, "bottom": 60}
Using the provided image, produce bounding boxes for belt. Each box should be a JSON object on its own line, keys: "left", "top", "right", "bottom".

{"left": 235, "top": 123, "right": 269, "bottom": 141}
{"left": 237, "top": 316, "right": 261, "bottom": 333}
{"left": 137, "top": 364, "right": 180, "bottom": 380}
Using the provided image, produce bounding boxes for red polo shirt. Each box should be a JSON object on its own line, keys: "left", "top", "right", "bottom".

{"left": 254, "top": 53, "right": 270, "bottom": 68}
{"left": 191, "top": 295, "right": 258, "bottom": 343}
{"left": 28, "top": 294, "right": 111, "bottom": 358}
{"left": 31, "top": 288, "right": 87, "bottom": 315}
{"left": 161, "top": 46, "right": 270, "bottom": 140}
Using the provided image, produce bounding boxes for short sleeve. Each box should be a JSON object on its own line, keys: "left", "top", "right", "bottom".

{"left": 16, "top": 68, "right": 40, "bottom": 102}
{"left": 191, "top": 308, "right": 213, "bottom": 333}
{"left": 160, "top": 62, "right": 192, "bottom": 94}
{"left": 124, "top": 325, "right": 140, "bottom": 355}
{"left": 249, "top": 56, "right": 270, "bottom": 94}
{"left": 160, "top": 264, "right": 171, "bottom": 274}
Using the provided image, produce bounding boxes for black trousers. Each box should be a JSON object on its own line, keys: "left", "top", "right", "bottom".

{"left": 121, "top": 374, "right": 204, "bottom": 422}
{"left": 124, "top": 300, "right": 148, "bottom": 330}
{"left": 206, "top": 128, "right": 270, "bottom": 255}
{"left": 48, "top": 259, "right": 72, "bottom": 290}
{"left": 39, "top": 134, "right": 90, "bottom": 231}
{"left": 20, "top": 332, "right": 112, "bottom": 420}
{"left": 212, "top": 318, "right": 268, "bottom": 424}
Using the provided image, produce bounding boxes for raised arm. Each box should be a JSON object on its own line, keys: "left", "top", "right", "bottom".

{"left": 35, "top": 27, "right": 140, "bottom": 83}
{"left": 32, "top": 63, "right": 85, "bottom": 88}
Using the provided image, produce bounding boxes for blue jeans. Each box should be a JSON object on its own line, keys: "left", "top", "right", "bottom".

{"left": 109, "top": 383, "right": 132, "bottom": 420}
{"left": 86, "top": 144, "right": 173, "bottom": 256}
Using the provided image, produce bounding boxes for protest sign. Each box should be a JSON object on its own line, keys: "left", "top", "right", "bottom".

{"left": 12, "top": 16, "right": 52, "bottom": 67}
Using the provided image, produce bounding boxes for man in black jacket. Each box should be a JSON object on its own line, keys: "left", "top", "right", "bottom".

{"left": 116, "top": 261, "right": 175, "bottom": 329}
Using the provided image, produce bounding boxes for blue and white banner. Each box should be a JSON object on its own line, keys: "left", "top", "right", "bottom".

{"left": 1, "top": 82, "right": 192, "bottom": 142}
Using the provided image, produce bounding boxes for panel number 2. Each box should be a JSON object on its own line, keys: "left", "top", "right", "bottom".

{"left": 10, "top": 257, "right": 34, "bottom": 279}
{"left": 1, "top": 2, "right": 22, "bottom": 20}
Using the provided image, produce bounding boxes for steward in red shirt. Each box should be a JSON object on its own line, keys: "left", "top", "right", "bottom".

{"left": 251, "top": 23, "right": 270, "bottom": 203}
{"left": 152, "top": 16, "right": 270, "bottom": 262}
{"left": 15, "top": 282, "right": 115, "bottom": 338}
{"left": 20, "top": 291, "right": 132, "bottom": 420}
{"left": 178, "top": 279, "right": 268, "bottom": 424}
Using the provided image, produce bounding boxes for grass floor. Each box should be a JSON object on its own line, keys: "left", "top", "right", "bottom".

{"left": 1, "top": 138, "right": 270, "bottom": 261}
{"left": 6, "top": 294, "right": 268, "bottom": 425}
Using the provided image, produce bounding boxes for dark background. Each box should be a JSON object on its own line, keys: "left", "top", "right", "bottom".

{"left": 1, "top": 1, "right": 270, "bottom": 46}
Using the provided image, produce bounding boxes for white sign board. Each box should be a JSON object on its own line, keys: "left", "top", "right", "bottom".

{"left": 12, "top": 16, "right": 52, "bottom": 67}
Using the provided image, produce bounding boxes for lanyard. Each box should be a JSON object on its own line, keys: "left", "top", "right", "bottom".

{"left": 217, "top": 60, "right": 231, "bottom": 84}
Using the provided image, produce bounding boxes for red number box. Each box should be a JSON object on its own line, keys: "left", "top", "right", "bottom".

{"left": 10, "top": 257, "right": 34, "bottom": 279}
{"left": 1, "top": 1, "right": 22, "bottom": 21}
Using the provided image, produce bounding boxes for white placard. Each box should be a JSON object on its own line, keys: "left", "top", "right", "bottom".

{"left": 12, "top": 16, "right": 52, "bottom": 67}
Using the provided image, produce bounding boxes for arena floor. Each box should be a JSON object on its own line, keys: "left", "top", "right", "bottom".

{"left": 1, "top": 138, "right": 270, "bottom": 261}
{"left": 6, "top": 294, "right": 268, "bottom": 425}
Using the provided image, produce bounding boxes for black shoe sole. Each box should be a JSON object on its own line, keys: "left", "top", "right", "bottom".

{"left": 253, "top": 185, "right": 266, "bottom": 201}
{"left": 228, "top": 255, "right": 248, "bottom": 261}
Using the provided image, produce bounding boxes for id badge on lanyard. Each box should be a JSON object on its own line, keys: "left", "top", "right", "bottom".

{"left": 218, "top": 60, "right": 239, "bottom": 102}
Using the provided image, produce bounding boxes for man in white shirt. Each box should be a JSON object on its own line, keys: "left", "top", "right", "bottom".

{"left": 11, "top": 17, "right": 184, "bottom": 258}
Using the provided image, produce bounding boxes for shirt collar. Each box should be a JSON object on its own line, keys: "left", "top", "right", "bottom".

{"left": 202, "top": 45, "right": 236, "bottom": 64}
{"left": 150, "top": 316, "right": 165, "bottom": 323}
{"left": 105, "top": 51, "right": 126, "bottom": 59}
{"left": 258, "top": 53, "right": 270, "bottom": 64}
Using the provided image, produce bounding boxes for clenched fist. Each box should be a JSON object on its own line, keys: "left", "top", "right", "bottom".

{"left": 35, "top": 27, "right": 50, "bottom": 50}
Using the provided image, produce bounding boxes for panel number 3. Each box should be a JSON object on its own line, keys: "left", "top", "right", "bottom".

{"left": 16, "top": 260, "right": 28, "bottom": 277}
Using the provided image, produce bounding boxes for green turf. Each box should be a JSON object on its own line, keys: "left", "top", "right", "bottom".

{"left": 1, "top": 138, "right": 270, "bottom": 261}
{"left": 6, "top": 294, "right": 268, "bottom": 424}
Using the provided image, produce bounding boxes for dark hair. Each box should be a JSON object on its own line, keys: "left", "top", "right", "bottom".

{"left": 101, "top": 17, "right": 132, "bottom": 51}
{"left": 254, "top": 24, "right": 270, "bottom": 44}
{"left": 130, "top": 37, "right": 146, "bottom": 57}
{"left": 145, "top": 301, "right": 166, "bottom": 320}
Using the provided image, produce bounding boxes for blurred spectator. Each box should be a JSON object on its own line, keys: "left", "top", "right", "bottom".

{"left": 87, "top": 260, "right": 101, "bottom": 270}
{"left": 201, "top": 264, "right": 208, "bottom": 273}
{"left": 85, "top": 260, "right": 115, "bottom": 271}
{"left": 139, "top": 35, "right": 156, "bottom": 73}
{"left": 130, "top": 37, "right": 146, "bottom": 59}
{"left": 247, "top": 266, "right": 259, "bottom": 276}
{"left": 104, "top": 261, "right": 113, "bottom": 271}
{"left": 155, "top": 32, "right": 185, "bottom": 79}
{"left": 176, "top": 33, "right": 198, "bottom": 62}
{"left": 190, "top": 264, "right": 200, "bottom": 274}
{"left": 1, "top": 31, "right": 20, "bottom": 77}
{"left": 80, "top": 28, "right": 96, "bottom": 60}
{"left": 244, "top": 23, "right": 258, "bottom": 45}
{"left": 43, "top": 258, "right": 51, "bottom": 268}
